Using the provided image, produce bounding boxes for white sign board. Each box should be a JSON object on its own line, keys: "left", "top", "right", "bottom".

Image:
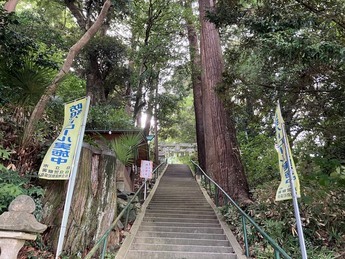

{"left": 140, "top": 160, "right": 153, "bottom": 179}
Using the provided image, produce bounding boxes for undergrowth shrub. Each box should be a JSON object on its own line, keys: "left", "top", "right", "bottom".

{"left": 0, "top": 145, "right": 44, "bottom": 216}
{"left": 220, "top": 178, "right": 344, "bottom": 258}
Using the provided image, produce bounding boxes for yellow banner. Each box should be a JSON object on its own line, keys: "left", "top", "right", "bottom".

{"left": 274, "top": 104, "right": 301, "bottom": 201}
{"left": 38, "top": 98, "right": 88, "bottom": 180}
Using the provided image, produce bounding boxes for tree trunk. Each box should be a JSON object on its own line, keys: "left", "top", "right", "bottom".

{"left": 41, "top": 145, "right": 119, "bottom": 256}
{"left": 184, "top": 1, "right": 206, "bottom": 170}
{"left": 22, "top": 0, "right": 112, "bottom": 146}
{"left": 198, "top": 0, "right": 250, "bottom": 203}
{"left": 86, "top": 53, "right": 106, "bottom": 105}
{"left": 4, "top": 0, "right": 19, "bottom": 12}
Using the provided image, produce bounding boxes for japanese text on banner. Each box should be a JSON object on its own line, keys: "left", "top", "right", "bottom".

{"left": 38, "top": 98, "right": 88, "bottom": 180}
{"left": 274, "top": 104, "right": 301, "bottom": 201}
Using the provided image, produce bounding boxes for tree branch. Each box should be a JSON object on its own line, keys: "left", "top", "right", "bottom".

{"left": 64, "top": 0, "right": 87, "bottom": 30}
{"left": 22, "top": 0, "right": 112, "bottom": 146}
{"left": 295, "top": 0, "right": 345, "bottom": 31}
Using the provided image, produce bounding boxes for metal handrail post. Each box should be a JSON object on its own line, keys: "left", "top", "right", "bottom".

{"left": 101, "top": 238, "right": 107, "bottom": 259}
{"left": 215, "top": 187, "right": 219, "bottom": 207}
{"left": 242, "top": 215, "right": 250, "bottom": 257}
{"left": 125, "top": 203, "right": 131, "bottom": 229}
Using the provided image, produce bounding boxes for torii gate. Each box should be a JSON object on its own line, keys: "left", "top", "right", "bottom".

{"left": 158, "top": 143, "right": 197, "bottom": 159}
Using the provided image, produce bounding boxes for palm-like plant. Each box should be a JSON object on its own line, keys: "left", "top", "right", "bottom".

{"left": 0, "top": 57, "right": 55, "bottom": 106}
{"left": 108, "top": 133, "right": 143, "bottom": 166}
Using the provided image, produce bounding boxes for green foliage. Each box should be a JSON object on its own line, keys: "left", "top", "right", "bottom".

{"left": 0, "top": 146, "right": 10, "bottom": 171}
{"left": 239, "top": 132, "right": 278, "bottom": 187}
{"left": 108, "top": 133, "right": 143, "bottom": 166}
{"left": 0, "top": 168, "right": 44, "bottom": 215}
{"left": 0, "top": 7, "right": 62, "bottom": 107}
{"left": 56, "top": 73, "right": 86, "bottom": 102}
{"left": 159, "top": 93, "right": 196, "bottom": 143}
{"left": 87, "top": 105, "right": 135, "bottom": 130}
{"left": 0, "top": 145, "right": 44, "bottom": 215}
{"left": 215, "top": 0, "right": 345, "bottom": 175}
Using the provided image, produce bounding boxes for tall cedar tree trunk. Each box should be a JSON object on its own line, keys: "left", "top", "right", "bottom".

{"left": 41, "top": 146, "right": 119, "bottom": 256}
{"left": 198, "top": 0, "right": 250, "bottom": 203}
{"left": 4, "top": 0, "right": 19, "bottom": 12}
{"left": 184, "top": 2, "right": 206, "bottom": 170}
{"left": 22, "top": 0, "right": 112, "bottom": 146}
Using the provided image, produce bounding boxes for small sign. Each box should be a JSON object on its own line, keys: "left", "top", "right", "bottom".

{"left": 140, "top": 160, "right": 153, "bottom": 179}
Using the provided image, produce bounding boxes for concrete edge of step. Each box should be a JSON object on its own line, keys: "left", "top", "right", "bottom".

{"left": 196, "top": 176, "right": 248, "bottom": 259}
{"left": 115, "top": 163, "right": 169, "bottom": 259}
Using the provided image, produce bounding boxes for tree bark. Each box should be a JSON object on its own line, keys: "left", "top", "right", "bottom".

{"left": 22, "top": 0, "right": 112, "bottom": 146}
{"left": 41, "top": 145, "right": 119, "bottom": 256}
{"left": 86, "top": 53, "right": 106, "bottom": 105}
{"left": 198, "top": 0, "right": 250, "bottom": 203}
{"left": 184, "top": 1, "right": 206, "bottom": 170}
{"left": 4, "top": 0, "right": 19, "bottom": 12}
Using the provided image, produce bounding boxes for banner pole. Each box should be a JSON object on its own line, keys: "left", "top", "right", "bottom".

{"left": 56, "top": 96, "right": 91, "bottom": 259}
{"left": 282, "top": 123, "right": 308, "bottom": 259}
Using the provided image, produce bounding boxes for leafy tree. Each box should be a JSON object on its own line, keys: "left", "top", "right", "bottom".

{"left": 22, "top": 0, "right": 113, "bottom": 146}
{"left": 159, "top": 94, "right": 196, "bottom": 143}
{"left": 211, "top": 0, "right": 345, "bottom": 176}
{"left": 128, "top": 0, "right": 185, "bottom": 134}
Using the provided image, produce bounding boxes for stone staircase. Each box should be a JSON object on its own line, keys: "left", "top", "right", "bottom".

{"left": 116, "top": 164, "right": 244, "bottom": 259}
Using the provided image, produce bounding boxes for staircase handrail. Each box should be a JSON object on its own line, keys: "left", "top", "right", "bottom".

{"left": 84, "top": 161, "right": 166, "bottom": 259}
{"left": 191, "top": 160, "right": 291, "bottom": 259}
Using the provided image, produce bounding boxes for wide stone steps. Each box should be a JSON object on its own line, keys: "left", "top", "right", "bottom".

{"left": 125, "top": 250, "right": 237, "bottom": 259}
{"left": 116, "top": 164, "right": 242, "bottom": 259}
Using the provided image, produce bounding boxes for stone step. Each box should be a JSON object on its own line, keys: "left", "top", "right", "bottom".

{"left": 125, "top": 250, "right": 237, "bottom": 259}
{"left": 142, "top": 221, "right": 220, "bottom": 228}
{"left": 144, "top": 212, "right": 217, "bottom": 219}
{"left": 152, "top": 194, "right": 205, "bottom": 197}
{"left": 148, "top": 202, "right": 210, "bottom": 206}
{"left": 147, "top": 205, "right": 212, "bottom": 209}
{"left": 148, "top": 203, "right": 211, "bottom": 207}
{"left": 135, "top": 231, "right": 228, "bottom": 240}
{"left": 148, "top": 202, "right": 211, "bottom": 206}
{"left": 143, "top": 217, "right": 219, "bottom": 224}
{"left": 146, "top": 209, "right": 214, "bottom": 214}
{"left": 133, "top": 237, "right": 230, "bottom": 247}
{"left": 150, "top": 197, "right": 206, "bottom": 201}
{"left": 139, "top": 226, "right": 224, "bottom": 234}
{"left": 146, "top": 208, "right": 214, "bottom": 214}
{"left": 130, "top": 243, "right": 234, "bottom": 253}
